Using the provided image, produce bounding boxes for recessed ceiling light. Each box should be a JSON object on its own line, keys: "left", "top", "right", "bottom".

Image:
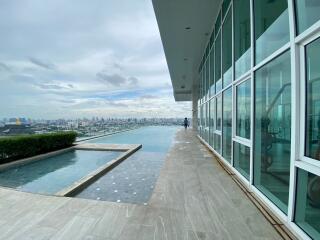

{"left": 184, "top": 58, "right": 188, "bottom": 61}
{"left": 181, "top": 85, "right": 185, "bottom": 89}
{"left": 185, "top": 27, "right": 191, "bottom": 30}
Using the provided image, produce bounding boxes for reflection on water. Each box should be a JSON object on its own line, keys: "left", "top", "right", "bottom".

{"left": 0, "top": 150, "right": 120, "bottom": 194}
{"left": 76, "top": 126, "right": 178, "bottom": 204}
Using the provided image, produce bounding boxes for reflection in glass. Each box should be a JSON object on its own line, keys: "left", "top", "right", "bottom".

{"left": 206, "top": 58, "right": 210, "bottom": 99}
{"left": 234, "top": 142, "right": 250, "bottom": 180}
{"left": 200, "top": 104, "right": 204, "bottom": 138}
{"left": 234, "top": 0, "right": 251, "bottom": 79}
{"left": 215, "top": 32, "right": 222, "bottom": 92}
{"left": 222, "top": 9, "right": 233, "bottom": 87}
{"left": 214, "top": 133, "right": 221, "bottom": 154}
{"left": 254, "top": 0, "right": 289, "bottom": 63}
{"left": 216, "top": 95, "right": 222, "bottom": 131}
{"left": 295, "top": 169, "right": 320, "bottom": 239}
{"left": 222, "top": 88, "right": 232, "bottom": 162}
{"left": 209, "top": 99, "right": 215, "bottom": 148}
{"left": 210, "top": 48, "right": 215, "bottom": 96}
{"left": 197, "top": 106, "right": 201, "bottom": 133}
{"left": 236, "top": 79, "right": 251, "bottom": 139}
{"left": 215, "top": 11, "right": 221, "bottom": 33}
{"left": 204, "top": 103, "right": 209, "bottom": 142}
{"left": 305, "top": 38, "right": 320, "bottom": 161}
{"left": 222, "top": 0, "right": 231, "bottom": 18}
{"left": 254, "top": 51, "right": 291, "bottom": 214}
{"left": 295, "top": 0, "right": 320, "bottom": 34}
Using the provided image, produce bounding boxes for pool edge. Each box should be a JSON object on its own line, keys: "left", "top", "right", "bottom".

{"left": 55, "top": 144, "right": 142, "bottom": 197}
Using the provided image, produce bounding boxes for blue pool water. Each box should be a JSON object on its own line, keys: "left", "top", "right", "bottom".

{"left": 0, "top": 150, "right": 121, "bottom": 194}
{"left": 75, "top": 126, "right": 178, "bottom": 204}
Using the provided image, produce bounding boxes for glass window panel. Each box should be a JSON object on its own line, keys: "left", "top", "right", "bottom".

{"left": 210, "top": 30, "right": 215, "bottom": 47}
{"left": 222, "top": 88, "right": 232, "bottom": 162}
{"left": 214, "top": 133, "right": 221, "bottom": 154}
{"left": 198, "top": 107, "right": 201, "bottom": 132}
{"left": 216, "top": 94, "right": 222, "bottom": 131}
{"left": 204, "top": 62, "right": 207, "bottom": 101}
{"left": 215, "top": 32, "right": 222, "bottom": 92}
{"left": 234, "top": 0, "right": 251, "bottom": 79}
{"left": 201, "top": 70, "right": 204, "bottom": 103}
{"left": 215, "top": 11, "right": 221, "bottom": 32}
{"left": 209, "top": 99, "right": 215, "bottom": 147}
{"left": 236, "top": 79, "right": 251, "bottom": 139}
{"left": 205, "top": 103, "right": 209, "bottom": 142}
{"left": 222, "top": 0, "right": 231, "bottom": 18}
{"left": 295, "top": 168, "right": 320, "bottom": 239}
{"left": 305, "top": 37, "right": 320, "bottom": 161}
{"left": 206, "top": 58, "right": 210, "bottom": 99}
{"left": 210, "top": 48, "right": 215, "bottom": 95}
{"left": 234, "top": 142, "right": 250, "bottom": 180}
{"left": 254, "top": 0, "right": 289, "bottom": 64}
{"left": 295, "top": 0, "right": 320, "bottom": 34}
{"left": 254, "top": 51, "right": 291, "bottom": 214}
{"left": 222, "top": 9, "right": 233, "bottom": 87}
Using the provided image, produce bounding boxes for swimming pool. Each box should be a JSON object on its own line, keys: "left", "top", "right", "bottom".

{"left": 0, "top": 150, "right": 121, "bottom": 194}
{"left": 75, "top": 126, "right": 177, "bottom": 204}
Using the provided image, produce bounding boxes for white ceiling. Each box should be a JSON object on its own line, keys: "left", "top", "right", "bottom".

{"left": 152, "top": 0, "right": 221, "bottom": 101}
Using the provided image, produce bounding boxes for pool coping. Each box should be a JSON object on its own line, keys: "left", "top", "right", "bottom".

{"left": 55, "top": 143, "right": 142, "bottom": 197}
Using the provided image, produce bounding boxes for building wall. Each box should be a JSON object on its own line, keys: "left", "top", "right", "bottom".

{"left": 196, "top": 0, "right": 320, "bottom": 239}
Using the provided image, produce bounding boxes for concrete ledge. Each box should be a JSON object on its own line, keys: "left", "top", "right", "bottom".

{"left": 75, "top": 143, "right": 140, "bottom": 151}
{"left": 55, "top": 144, "right": 142, "bottom": 197}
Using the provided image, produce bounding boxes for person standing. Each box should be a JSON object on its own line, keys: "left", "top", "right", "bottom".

{"left": 184, "top": 117, "right": 189, "bottom": 130}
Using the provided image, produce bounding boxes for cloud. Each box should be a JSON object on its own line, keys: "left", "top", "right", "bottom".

{"left": 29, "top": 57, "right": 56, "bottom": 70}
{"left": 35, "top": 82, "right": 75, "bottom": 91}
{"left": 0, "top": 62, "right": 11, "bottom": 72}
{"left": 96, "top": 72, "right": 138, "bottom": 87}
{"left": 0, "top": 0, "right": 190, "bottom": 119}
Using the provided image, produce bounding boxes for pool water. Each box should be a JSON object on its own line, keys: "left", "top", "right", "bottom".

{"left": 75, "top": 126, "right": 177, "bottom": 204}
{"left": 0, "top": 150, "right": 121, "bottom": 194}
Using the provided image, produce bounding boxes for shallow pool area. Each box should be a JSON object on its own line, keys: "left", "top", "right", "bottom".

{"left": 0, "top": 150, "right": 121, "bottom": 194}
{"left": 75, "top": 126, "right": 177, "bottom": 204}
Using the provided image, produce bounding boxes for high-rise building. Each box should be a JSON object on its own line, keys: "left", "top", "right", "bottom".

{"left": 153, "top": 0, "right": 320, "bottom": 239}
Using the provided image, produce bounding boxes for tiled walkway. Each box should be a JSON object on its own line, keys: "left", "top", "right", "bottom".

{"left": 0, "top": 129, "right": 281, "bottom": 239}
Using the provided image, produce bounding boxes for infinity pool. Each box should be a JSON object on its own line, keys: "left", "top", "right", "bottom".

{"left": 0, "top": 150, "right": 121, "bottom": 194}
{"left": 75, "top": 126, "right": 177, "bottom": 204}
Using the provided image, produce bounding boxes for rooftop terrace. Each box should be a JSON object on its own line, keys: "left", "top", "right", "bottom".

{"left": 0, "top": 129, "right": 290, "bottom": 239}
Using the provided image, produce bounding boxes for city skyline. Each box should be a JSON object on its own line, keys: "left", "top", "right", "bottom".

{"left": 0, "top": 0, "right": 191, "bottom": 119}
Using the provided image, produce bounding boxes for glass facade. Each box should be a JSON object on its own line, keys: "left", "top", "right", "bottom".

{"left": 215, "top": 32, "right": 222, "bottom": 92}
{"left": 222, "top": 9, "right": 232, "bottom": 87}
{"left": 254, "top": 0, "right": 289, "bottom": 63}
{"left": 254, "top": 51, "right": 291, "bottom": 214}
{"left": 216, "top": 94, "right": 222, "bottom": 131}
{"left": 196, "top": 1, "right": 320, "bottom": 238}
{"left": 295, "top": 168, "right": 320, "bottom": 239}
{"left": 236, "top": 79, "right": 250, "bottom": 139}
{"left": 233, "top": 142, "right": 250, "bottom": 180}
{"left": 222, "top": 88, "right": 232, "bottom": 162}
{"left": 305, "top": 38, "right": 320, "bottom": 161}
{"left": 295, "top": 0, "right": 320, "bottom": 34}
{"left": 234, "top": 0, "right": 250, "bottom": 79}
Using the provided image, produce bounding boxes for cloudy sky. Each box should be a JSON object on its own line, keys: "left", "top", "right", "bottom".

{"left": 0, "top": 0, "right": 191, "bottom": 119}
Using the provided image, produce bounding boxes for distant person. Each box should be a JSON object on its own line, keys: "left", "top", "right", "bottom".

{"left": 184, "top": 117, "right": 189, "bottom": 130}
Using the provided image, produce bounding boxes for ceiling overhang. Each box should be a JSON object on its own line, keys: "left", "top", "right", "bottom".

{"left": 152, "top": 0, "right": 221, "bottom": 101}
